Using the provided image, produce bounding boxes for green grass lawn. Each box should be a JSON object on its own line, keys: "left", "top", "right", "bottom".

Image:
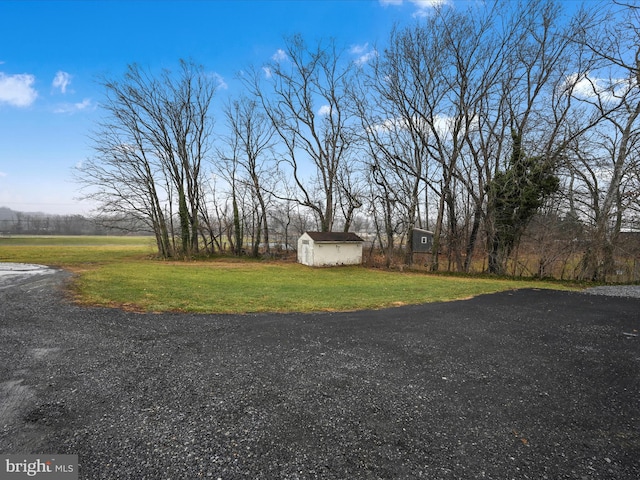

{"left": 0, "top": 235, "right": 153, "bottom": 246}
{"left": 0, "top": 235, "right": 155, "bottom": 265}
{"left": 1, "top": 235, "right": 576, "bottom": 313}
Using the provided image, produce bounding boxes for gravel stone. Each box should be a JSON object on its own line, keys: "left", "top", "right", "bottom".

{"left": 583, "top": 285, "right": 640, "bottom": 298}
{"left": 1, "top": 265, "right": 639, "bottom": 479}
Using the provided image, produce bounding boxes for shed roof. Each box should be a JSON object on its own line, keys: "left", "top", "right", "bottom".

{"left": 304, "top": 231, "right": 364, "bottom": 243}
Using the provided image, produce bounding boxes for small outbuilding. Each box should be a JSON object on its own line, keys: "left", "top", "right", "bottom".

{"left": 412, "top": 228, "right": 434, "bottom": 253}
{"left": 298, "top": 231, "right": 364, "bottom": 267}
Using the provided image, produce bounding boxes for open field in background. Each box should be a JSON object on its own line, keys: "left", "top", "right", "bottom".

{"left": 1, "top": 236, "right": 578, "bottom": 313}
{"left": 0, "top": 235, "right": 156, "bottom": 265}
{"left": 0, "top": 235, "right": 153, "bottom": 246}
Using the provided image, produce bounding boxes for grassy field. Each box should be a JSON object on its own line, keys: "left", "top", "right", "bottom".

{"left": 0, "top": 235, "right": 577, "bottom": 313}
{"left": 0, "top": 235, "right": 156, "bottom": 265}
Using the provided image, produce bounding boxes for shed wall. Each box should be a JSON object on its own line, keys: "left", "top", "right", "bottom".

{"left": 412, "top": 229, "right": 434, "bottom": 253}
{"left": 313, "top": 243, "right": 362, "bottom": 266}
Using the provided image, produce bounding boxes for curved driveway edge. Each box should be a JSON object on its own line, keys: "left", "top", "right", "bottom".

{"left": 1, "top": 268, "right": 639, "bottom": 479}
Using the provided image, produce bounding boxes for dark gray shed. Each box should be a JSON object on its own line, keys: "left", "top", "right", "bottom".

{"left": 411, "top": 228, "right": 434, "bottom": 253}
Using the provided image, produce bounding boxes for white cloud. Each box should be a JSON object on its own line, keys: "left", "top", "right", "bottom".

{"left": 350, "top": 43, "right": 378, "bottom": 66}
{"left": 411, "top": 0, "right": 451, "bottom": 17}
{"left": 262, "top": 66, "right": 272, "bottom": 79}
{"left": 413, "top": 0, "right": 450, "bottom": 7}
{"left": 0, "top": 72, "right": 38, "bottom": 107}
{"left": 318, "top": 105, "right": 332, "bottom": 116}
{"left": 351, "top": 44, "right": 367, "bottom": 55}
{"left": 379, "top": 0, "right": 451, "bottom": 17}
{"left": 272, "top": 49, "right": 288, "bottom": 62}
{"left": 52, "top": 71, "right": 72, "bottom": 93}
{"left": 0, "top": 171, "right": 7, "bottom": 177}
{"left": 211, "top": 72, "right": 228, "bottom": 90}
{"left": 563, "top": 73, "right": 600, "bottom": 98}
{"left": 53, "top": 98, "right": 93, "bottom": 114}
{"left": 563, "top": 72, "right": 635, "bottom": 103}
{"left": 371, "top": 113, "right": 457, "bottom": 139}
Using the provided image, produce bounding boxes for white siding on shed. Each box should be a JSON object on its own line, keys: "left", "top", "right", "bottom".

{"left": 297, "top": 232, "right": 364, "bottom": 267}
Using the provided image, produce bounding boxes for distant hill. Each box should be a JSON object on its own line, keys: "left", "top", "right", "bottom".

{"left": 0, "top": 206, "right": 152, "bottom": 236}
{"left": 0, "top": 207, "right": 50, "bottom": 220}
{"left": 0, "top": 206, "right": 94, "bottom": 235}
{"left": 0, "top": 207, "right": 17, "bottom": 222}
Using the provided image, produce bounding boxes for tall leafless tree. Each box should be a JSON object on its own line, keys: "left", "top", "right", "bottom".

{"left": 357, "top": 0, "right": 597, "bottom": 273}
{"left": 246, "top": 35, "right": 360, "bottom": 232}
{"left": 78, "top": 60, "right": 217, "bottom": 258}
{"left": 356, "top": 22, "right": 447, "bottom": 266}
{"left": 482, "top": 1, "right": 596, "bottom": 273}
{"left": 565, "top": 3, "right": 640, "bottom": 280}
{"left": 222, "top": 96, "right": 276, "bottom": 256}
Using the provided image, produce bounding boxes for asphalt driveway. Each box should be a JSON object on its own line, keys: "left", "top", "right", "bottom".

{"left": 0, "top": 265, "right": 639, "bottom": 479}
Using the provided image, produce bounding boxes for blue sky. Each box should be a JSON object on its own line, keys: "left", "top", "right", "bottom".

{"left": 0, "top": 0, "right": 436, "bottom": 215}
{"left": 0, "top": 0, "right": 588, "bottom": 215}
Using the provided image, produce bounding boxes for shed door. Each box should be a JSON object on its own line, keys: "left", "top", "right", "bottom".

{"left": 301, "top": 240, "right": 311, "bottom": 265}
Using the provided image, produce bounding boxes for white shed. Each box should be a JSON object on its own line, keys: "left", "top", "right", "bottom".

{"left": 297, "top": 231, "right": 364, "bottom": 267}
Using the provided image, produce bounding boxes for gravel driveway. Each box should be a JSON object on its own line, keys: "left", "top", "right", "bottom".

{"left": 1, "top": 265, "right": 639, "bottom": 479}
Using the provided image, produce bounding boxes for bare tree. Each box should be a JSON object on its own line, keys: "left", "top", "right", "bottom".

{"left": 78, "top": 100, "right": 173, "bottom": 257}
{"left": 161, "top": 60, "right": 217, "bottom": 255}
{"left": 246, "top": 35, "right": 360, "bottom": 232}
{"left": 356, "top": 22, "right": 447, "bottom": 266}
{"left": 359, "top": 2, "right": 515, "bottom": 270}
{"left": 453, "top": 0, "right": 597, "bottom": 275}
{"left": 356, "top": 0, "right": 598, "bottom": 275}
{"left": 566, "top": 3, "right": 640, "bottom": 280}
{"left": 78, "top": 60, "right": 217, "bottom": 258}
{"left": 222, "top": 96, "right": 276, "bottom": 256}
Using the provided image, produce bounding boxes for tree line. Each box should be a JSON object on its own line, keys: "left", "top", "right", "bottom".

{"left": 0, "top": 208, "right": 147, "bottom": 236}
{"left": 76, "top": 0, "right": 640, "bottom": 281}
